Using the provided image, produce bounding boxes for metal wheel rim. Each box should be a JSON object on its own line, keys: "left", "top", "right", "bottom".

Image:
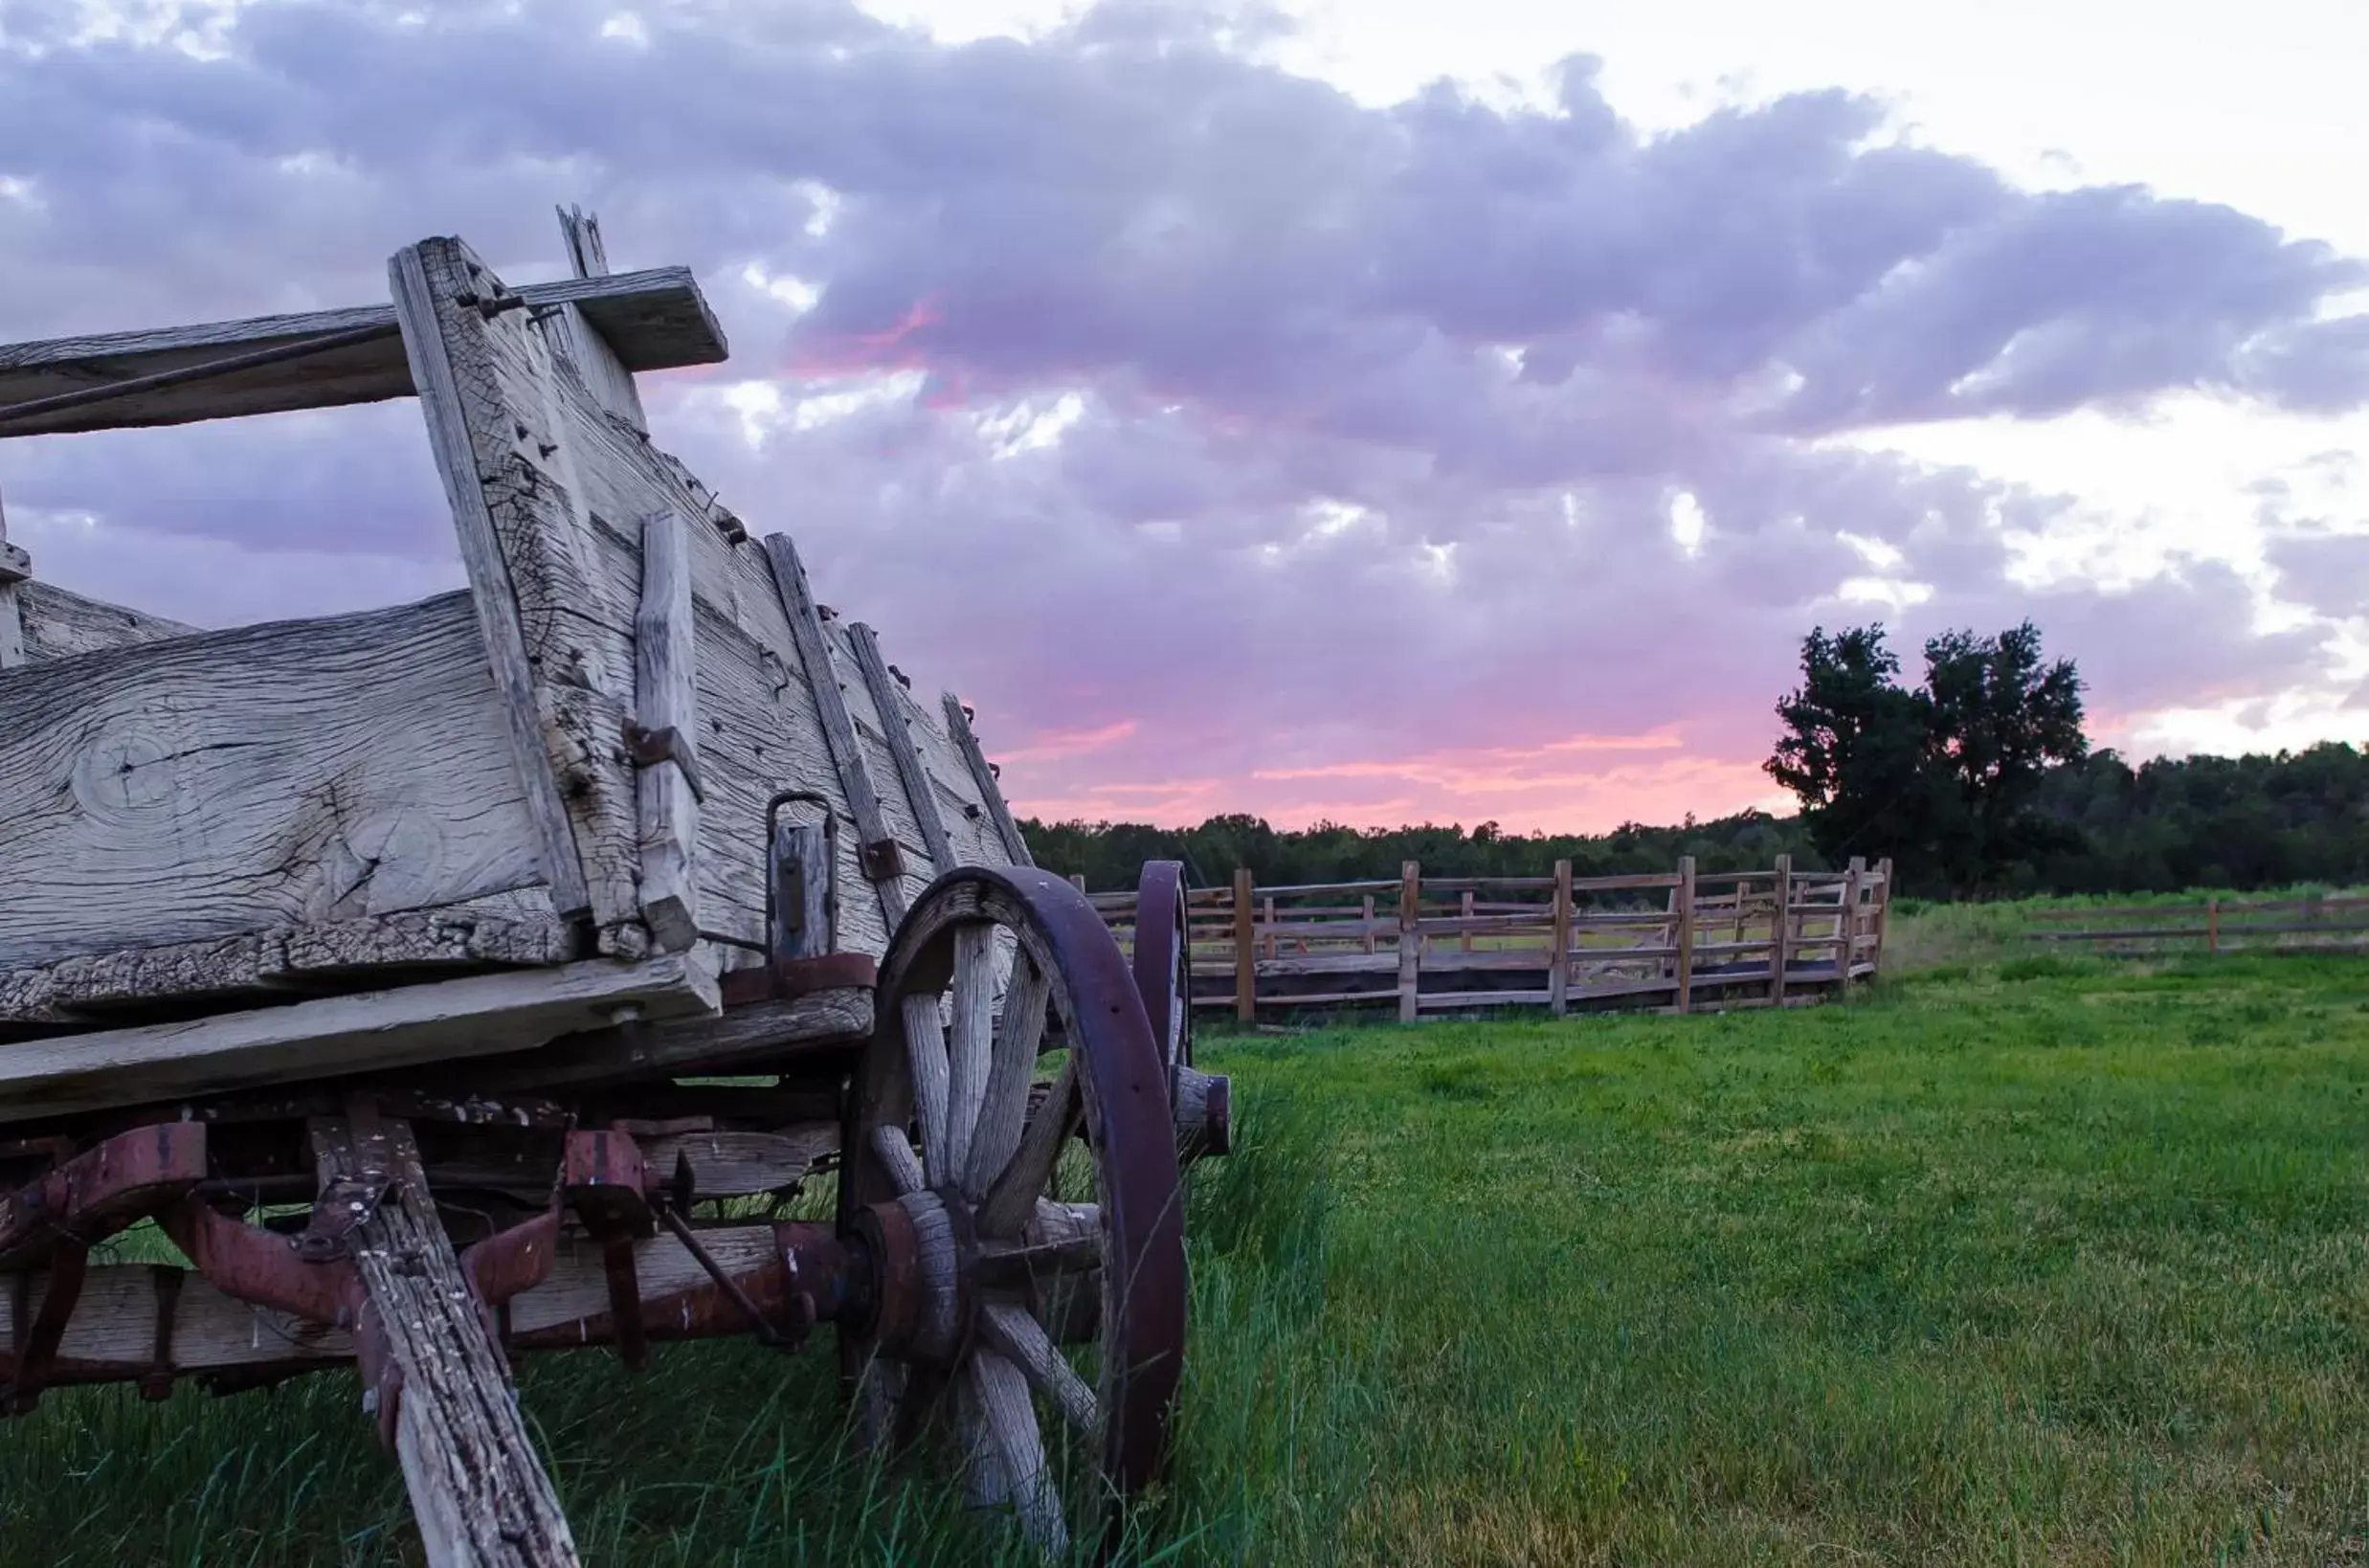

{"left": 1131, "top": 860, "right": 1194, "bottom": 1082}
{"left": 838, "top": 866, "right": 1188, "bottom": 1557}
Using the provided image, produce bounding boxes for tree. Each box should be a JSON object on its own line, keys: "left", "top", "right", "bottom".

{"left": 1918, "top": 620, "right": 2087, "bottom": 889}
{"left": 1763, "top": 624, "right": 1937, "bottom": 872}
{"left": 1764, "top": 619, "right": 2089, "bottom": 893}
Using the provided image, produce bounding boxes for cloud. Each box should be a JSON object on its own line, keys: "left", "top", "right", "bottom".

{"left": 2, "top": 0, "right": 2364, "bottom": 829}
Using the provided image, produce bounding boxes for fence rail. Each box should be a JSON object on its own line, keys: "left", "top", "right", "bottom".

{"left": 1075, "top": 855, "right": 1893, "bottom": 1023}
{"left": 2022, "top": 893, "right": 2369, "bottom": 954}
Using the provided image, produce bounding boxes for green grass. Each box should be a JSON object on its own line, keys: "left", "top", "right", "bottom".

{"left": 12, "top": 946, "right": 2369, "bottom": 1563}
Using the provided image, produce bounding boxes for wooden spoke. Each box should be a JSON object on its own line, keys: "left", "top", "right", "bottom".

{"left": 963, "top": 953, "right": 1051, "bottom": 1198}
{"left": 869, "top": 1125, "right": 927, "bottom": 1197}
{"left": 941, "top": 923, "right": 996, "bottom": 1183}
{"left": 851, "top": 867, "right": 1190, "bottom": 1554}
{"left": 955, "top": 1376, "right": 1010, "bottom": 1507}
{"left": 898, "top": 992, "right": 951, "bottom": 1184}
{"left": 968, "top": 1349, "right": 1068, "bottom": 1557}
{"left": 976, "top": 1059, "right": 1078, "bottom": 1238}
{"left": 979, "top": 1301, "right": 1099, "bottom": 1435}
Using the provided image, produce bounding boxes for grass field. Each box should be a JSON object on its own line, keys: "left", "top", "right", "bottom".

{"left": 10, "top": 933, "right": 2369, "bottom": 1563}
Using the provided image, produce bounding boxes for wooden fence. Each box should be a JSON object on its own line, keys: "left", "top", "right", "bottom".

{"left": 1077, "top": 855, "right": 1893, "bottom": 1023}
{"left": 2022, "top": 893, "right": 2369, "bottom": 955}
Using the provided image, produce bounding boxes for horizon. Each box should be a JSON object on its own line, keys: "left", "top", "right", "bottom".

{"left": 4, "top": 0, "right": 2364, "bottom": 838}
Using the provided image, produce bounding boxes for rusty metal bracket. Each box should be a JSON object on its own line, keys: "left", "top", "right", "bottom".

{"left": 160, "top": 1196, "right": 351, "bottom": 1329}
{"left": 624, "top": 720, "right": 706, "bottom": 804}
{"left": 717, "top": 952, "right": 880, "bottom": 1011}
{"left": 563, "top": 1130, "right": 655, "bottom": 1371}
{"left": 293, "top": 1173, "right": 391, "bottom": 1264}
{"left": 5, "top": 1240, "right": 89, "bottom": 1414}
{"left": 860, "top": 837, "right": 906, "bottom": 884}
{"left": 0, "top": 1123, "right": 210, "bottom": 1272}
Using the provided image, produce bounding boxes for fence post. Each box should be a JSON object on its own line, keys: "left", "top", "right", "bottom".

{"left": 1769, "top": 854, "right": 1792, "bottom": 1004}
{"left": 1263, "top": 894, "right": 1277, "bottom": 959}
{"left": 1398, "top": 861, "right": 1421, "bottom": 1022}
{"left": 1871, "top": 857, "right": 1893, "bottom": 974}
{"left": 1461, "top": 889, "right": 1475, "bottom": 953}
{"left": 1673, "top": 857, "right": 1696, "bottom": 1014}
{"left": 2207, "top": 895, "right": 2221, "bottom": 954}
{"left": 1550, "top": 860, "right": 1572, "bottom": 1018}
{"left": 1067, "top": 873, "right": 1086, "bottom": 892}
{"left": 1233, "top": 867, "right": 1257, "bottom": 1024}
{"left": 1362, "top": 893, "right": 1376, "bottom": 954}
{"left": 1840, "top": 857, "right": 1866, "bottom": 991}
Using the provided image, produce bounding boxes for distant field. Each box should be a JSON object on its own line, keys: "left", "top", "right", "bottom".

{"left": 11, "top": 935, "right": 2369, "bottom": 1564}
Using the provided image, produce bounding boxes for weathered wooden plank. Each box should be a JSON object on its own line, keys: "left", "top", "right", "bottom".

{"left": 515, "top": 384, "right": 876, "bottom": 956}
{"left": 1, "top": 898, "right": 575, "bottom": 1027}
{"left": 846, "top": 620, "right": 954, "bottom": 876}
{"left": 632, "top": 510, "right": 700, "bottom": 951}
{"left": 315, "top": 1111, "right": 581, "bottom": 1566}
{"left": 0, "top": 267, "right": 725, "bottom": 438}
{"left": 14, "top": 578, "right": 198, "bottom": 665}
{"left": 0, "top": 951, "right": 719, "bottom": 1124}
{"left": 463, "top": 984, "right": 871, "bottom": 1093}
{"left": 761, "top": 534, "right": 906, "bottom": 930}
{"left": 0, "top": 592, "right": 551, "bottom": 972}
{"left": 392, "top": 237, "right": 633, "bottom": 943}
{"left": 539, "top": 205, "right": 649, "bottom": 432}
{"left": 941, "top": 692, "right": 1034, "bottom": 866}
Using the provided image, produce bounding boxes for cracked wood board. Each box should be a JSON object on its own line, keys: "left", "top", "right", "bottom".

{"left": 0, "top": 591, "right": 548, "bottom": 973}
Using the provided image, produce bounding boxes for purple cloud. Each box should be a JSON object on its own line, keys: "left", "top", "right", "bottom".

{"left": 1, "top": 0, "right": 2363, "bottom": 828}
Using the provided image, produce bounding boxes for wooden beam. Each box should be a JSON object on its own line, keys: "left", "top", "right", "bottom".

{"left": 0, "top": 952, "right": 719, "bottom": 1125}
{"left": 391, "top": 245, "right": 597, "bottom": 930}
{"left": 460, "top": 984, "right": 872, "bottom": 1094}
{"left": 12, "top": 578, "right": 197, "bottom": 666}
{"left": 847, "top": 622, "right": 954, "bottom": 876}
{"left": 0, "top": 267, "right": 726, "bottom": 438}
{"left": 760, "top": 534, "right": 906, "bottom": 930}
{"left": 631, "top": 510, "right": 700, "bottom": 952}
{"left": 941, "top": 692, "right": 1034, "bottom": 866}
{"left": 540, "top": 205, "right": 648, "bottom": 432}
{"left": 2, "top": 902, "right": 577, "bottom": 1028}
{"left": 1768, "top": 855, "right": 1793, "bottom": 1005}
{"left": 315, "top": 1111, "right": 582, "bottom": 1566}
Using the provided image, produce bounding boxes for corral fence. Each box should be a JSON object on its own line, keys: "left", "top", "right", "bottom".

{"left": 1072, "top": 854, "right": 1893, "bottom": 1022}
{"left": 2022, "top": 892, "right": 2369, "bottom": 956}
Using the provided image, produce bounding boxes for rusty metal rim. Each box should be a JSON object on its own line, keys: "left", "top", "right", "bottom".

{"left": 1131, "top": 860, "right": 1194, "bottom": 1081}
{"left": 845, "top": 864, "right": 1188, "bottom": 1523}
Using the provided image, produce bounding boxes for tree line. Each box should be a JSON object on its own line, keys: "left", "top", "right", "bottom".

{"left": 1019, "top": 621, "right": 2369, "bottom": 900}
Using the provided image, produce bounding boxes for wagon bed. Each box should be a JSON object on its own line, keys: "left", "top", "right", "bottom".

{"left": 0, "top": 211, "right": 1225, "bottom": 1565}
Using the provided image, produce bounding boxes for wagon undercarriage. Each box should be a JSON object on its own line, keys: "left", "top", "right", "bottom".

{"left": 0, "top": 210, "right": 1228, "bottom": 1565}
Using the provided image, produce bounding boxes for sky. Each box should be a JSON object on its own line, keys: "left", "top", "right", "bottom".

{"left": 1, "top": 0, "right": 2364, "bottom": 834}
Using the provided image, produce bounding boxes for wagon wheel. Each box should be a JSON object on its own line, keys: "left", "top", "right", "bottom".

{"left": 839, "top": 866, "right": 1188, "bottom": 1559}
{"left": 1131, "top": 860, "right": 1194, "bottom": 1080}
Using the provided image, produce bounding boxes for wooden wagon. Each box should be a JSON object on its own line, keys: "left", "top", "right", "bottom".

{"left": 0, "top": 211, "right": 1225, "bottom": 1564}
